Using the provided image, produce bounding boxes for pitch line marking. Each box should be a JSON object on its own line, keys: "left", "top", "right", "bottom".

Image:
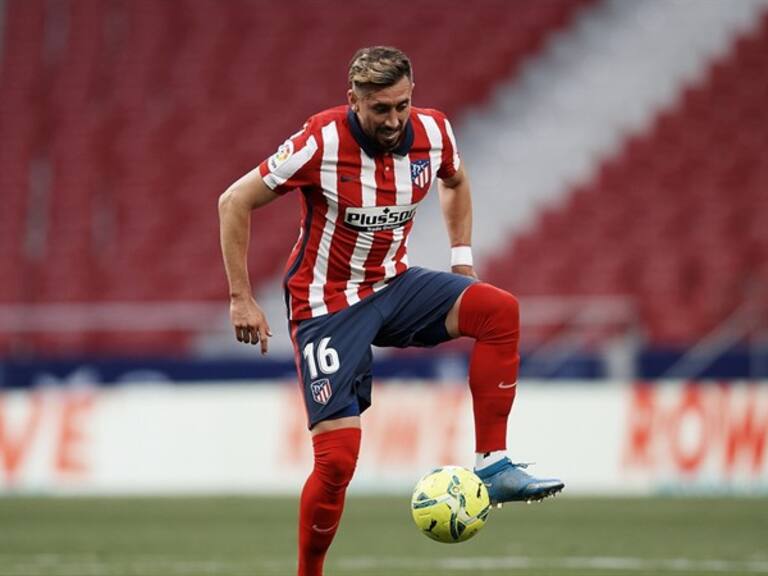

{"left": 4, "top": 554, "right": 768, "bottom": 575}
{"left": 338, "top": 555, "right": 768, "bottom": 574}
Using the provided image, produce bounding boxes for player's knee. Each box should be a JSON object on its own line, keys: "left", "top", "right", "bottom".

{"left": 491, "top": 288, "right": 519, "bottom": 326}
{"left": 313, "top": 430, "right": 361, "bottom": 491}
{"left": 459, "top": 283, "right": 519, "bottom": 341}
{"left": 316, "top": 447, "right": 358, "bottom": 490}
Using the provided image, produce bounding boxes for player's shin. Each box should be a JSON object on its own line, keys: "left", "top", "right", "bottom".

{"left": 458, "top": 283, "right": 520, "bottom": 456}
{"left": 298, "top": 427, "right": 361, "bottom": 576}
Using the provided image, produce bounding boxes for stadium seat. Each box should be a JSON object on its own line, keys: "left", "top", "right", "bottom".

{"left": 484, "top": 10, "right": 768, "bottom": 346}
{"left": 0, "top": 0, "right": 596, "bottom": 355}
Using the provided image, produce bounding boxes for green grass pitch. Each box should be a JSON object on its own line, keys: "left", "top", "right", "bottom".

{"left": 1, "top": 496, "right": 767, "bottom": 576}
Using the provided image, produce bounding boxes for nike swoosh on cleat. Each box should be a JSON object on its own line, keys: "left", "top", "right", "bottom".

{"left": 498, "top": 381, "right": 517, "bottom": 389}
{"left": 311, "top": 523, "right": 338, "bottom": 534}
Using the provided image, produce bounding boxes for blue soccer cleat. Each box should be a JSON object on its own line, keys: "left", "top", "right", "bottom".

{"left": 475, "top": 458, "right": 564, "bottom": 506}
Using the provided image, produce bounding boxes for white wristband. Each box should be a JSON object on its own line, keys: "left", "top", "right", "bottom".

{"left": 450, "top": 245, "right": 473, "bottom": 267}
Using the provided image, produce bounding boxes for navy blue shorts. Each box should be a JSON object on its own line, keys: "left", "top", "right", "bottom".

{"left": 291, "top": 267, "right": 475, "bottom": 428}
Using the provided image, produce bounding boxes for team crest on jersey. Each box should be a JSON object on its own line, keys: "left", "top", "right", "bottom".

{"left": 268, "top": 140, "right": 294, "bottom": 171}
{"left": 411, "top": 159, "right": 431, "bottom": 188}
{"left": 311, "top": 379, "right": 333, "bottom": 405}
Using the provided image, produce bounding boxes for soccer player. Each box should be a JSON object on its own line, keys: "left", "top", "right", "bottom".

{"left": 218, "top": 46, "right": 564, "bottom": 576}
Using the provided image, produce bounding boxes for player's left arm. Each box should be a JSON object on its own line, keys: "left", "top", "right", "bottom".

{"left": 438, "top": 165, "right": 478, "bottom": 279}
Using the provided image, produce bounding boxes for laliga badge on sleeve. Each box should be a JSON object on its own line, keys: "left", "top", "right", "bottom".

{"left": 268, "top": 139, "right": 294, "bottom": 172}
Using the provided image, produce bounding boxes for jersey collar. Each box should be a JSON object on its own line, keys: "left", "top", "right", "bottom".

{"left": 347, "top": 107, "right": 414, "bottom": 158}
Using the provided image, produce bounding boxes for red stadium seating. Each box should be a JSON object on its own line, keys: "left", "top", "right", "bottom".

{"left": 0, "top": 0, "right": 590, "bottom": 355}
{"left": 485, "top": 11, "right": 768, "bottom": 346}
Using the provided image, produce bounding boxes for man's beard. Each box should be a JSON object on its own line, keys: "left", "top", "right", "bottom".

{"left": 377, "top": 127, "right": 402, "bottom": 151}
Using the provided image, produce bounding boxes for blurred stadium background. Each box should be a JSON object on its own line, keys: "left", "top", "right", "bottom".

{"left": 1, "top": 0, "right": 767, "bottom": 574}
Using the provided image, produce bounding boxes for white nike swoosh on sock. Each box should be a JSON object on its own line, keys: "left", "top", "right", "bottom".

{"left": 498, "top": 381, "right": 517, "bottom": 389}
{"left": 311, "top": 523, "right": 338, "bottom": 534}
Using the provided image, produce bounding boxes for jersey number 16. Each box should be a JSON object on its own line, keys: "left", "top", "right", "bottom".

{"left": 302, "top": 337, "right": 341, "bottom": 379}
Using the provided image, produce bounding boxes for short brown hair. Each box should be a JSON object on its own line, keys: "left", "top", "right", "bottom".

{"left": 348, "top": 46, "right": 413, "bottom": 93}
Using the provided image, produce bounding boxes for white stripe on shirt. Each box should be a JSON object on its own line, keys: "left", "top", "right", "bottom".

{"left": 307, "top": 123, "right": 339, "bottom": 317}
{"left": 418, "top": 114, "right": 444, "bottom": 187}
{"left": 381, "top": 154, "right": 414, "bottom": 278}
{"left": 343, "top": 149, "right": 378, "bottom": 306}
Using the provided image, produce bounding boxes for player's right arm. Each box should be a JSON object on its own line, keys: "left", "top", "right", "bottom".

{"left": 219, "top": 117, "right": 320, "bottom": 352}
{"left": 218, "top": 168, "right": 279, "bottom": 354}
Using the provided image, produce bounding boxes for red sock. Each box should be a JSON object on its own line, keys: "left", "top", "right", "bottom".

{"left": 298, "top": 427, "right": 361, "bottom": 576}
{"left": 458, "top": 283, "right": 520, "bottom": 453}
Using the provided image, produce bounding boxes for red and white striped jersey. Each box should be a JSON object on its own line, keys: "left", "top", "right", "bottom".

{"left": 258, "top": 105, "right": 460, "bottom": 321}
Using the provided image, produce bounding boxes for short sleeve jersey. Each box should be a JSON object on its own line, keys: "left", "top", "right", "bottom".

{"left": 258, "top": 105, "right": 461, "bottom": 321}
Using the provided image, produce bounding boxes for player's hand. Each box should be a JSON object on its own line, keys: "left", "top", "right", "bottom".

{"left": 229, "top": 295, "right": 273, "bottom": 355}
{"left": 451, "top": 265, "right": 479, "bottom": 280}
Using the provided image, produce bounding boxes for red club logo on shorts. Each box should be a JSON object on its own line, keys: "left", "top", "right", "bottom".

{"left": 311, "top": 379, "right": 333, "bottom": 405}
